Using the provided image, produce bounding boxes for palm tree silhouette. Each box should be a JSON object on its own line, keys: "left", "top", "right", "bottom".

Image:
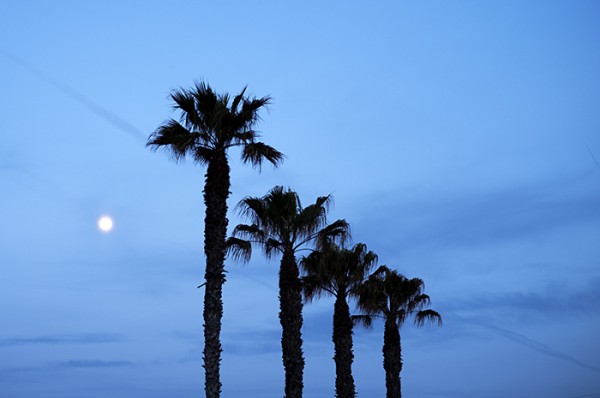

{"left": 301, "top": 242, "right": 378, "bottom": 398}
{"left": 147, "top": 82, "right": 283, "bottom": 398}
{"left": 228, "top": 186, "right": 348, "bottom": 398}
{"left": 355, "top": 266, "right": 441, "bottom": 398}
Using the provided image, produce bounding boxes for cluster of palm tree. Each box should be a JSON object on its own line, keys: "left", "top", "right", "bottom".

{"left": 147, "top": 81, "right": 441, "bottom": 398}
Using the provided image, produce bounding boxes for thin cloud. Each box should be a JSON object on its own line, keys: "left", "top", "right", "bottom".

{"left": 442, "top": 277, "right": 600, "bottom": 321}
{"left": 223, "top": 329, "right": 281, "bottom": 356}
{"left": 0, "top": 359, "right": 133, "bottom": 373}
{"left": 57, "top": 360, "right": 133, "bottom": 368}
{"left": 0, "top": 333, "right": 125, "bottom": 347}
{"left": 357, "top": 174, "right": 600, "bottom": 252}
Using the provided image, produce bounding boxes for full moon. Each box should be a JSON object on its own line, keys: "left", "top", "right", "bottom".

{"left": 98, "top": 216, "right": 114, "bottom": 232}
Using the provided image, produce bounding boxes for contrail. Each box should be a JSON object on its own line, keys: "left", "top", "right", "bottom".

{"left": 483, "top": 324, "right": 600, "bottom": 373}
{"left": 449, "top": 313, "right": 600, "bottom": 374}
{"left": 0, "top": 49, "right": 146, "bottom": 142}
{"left": 585, "top": 142, "right": 600, "bottom": 172}
{"left": 567, "top": 394, "right": 600, "bottom": 398}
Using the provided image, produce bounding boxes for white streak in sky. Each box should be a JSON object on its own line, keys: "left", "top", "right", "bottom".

{"left": 0, "top": 49, "right": 146, "bottom": 142}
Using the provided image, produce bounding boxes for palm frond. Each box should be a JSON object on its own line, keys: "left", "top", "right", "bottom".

{"left": 355, "top": 273, "right": 388, "bottom": 316}
{"left": 233, "top": 130, "right": 257, "bottom": 143}
{"left": 370, "top": 265, "right": 391, "bottom": 279}
{"left": 408, "top": 294, "right": 431, "bottom": 312}
{"left": 170, "top": 88, "right": 202, "bottom": 130}
{"left": 239, "top": 96, "right": 271, "bottom": 124}
{"left": 300, "top": 248, "right": 337, "bottom": 300}
{"left": 315, "top": 219, "right": 350, "bottom": 248}
{"left": 306, "top": 195, "right": 332, "bottom": 224}
{"left": 225, "top": 94, "right": 271, "bottom": 134}
{"left": 191, "top": 81, "right": 218, "bottom": 120}
{"left": 232, "top": 223, "right": 266, "bottom": 242}
{"left": 300, "top": 249, "right": 322, "bottom": 275}
{"left": 231, "top": 86, "right": 247, "bottom": 113}
{"left": 146, "top": 119, "right": 199, "bottom": 162}
{"left": 236, "top": 197, "right": 267, "bottom": 226}
{"left": 193, "top": 146, "right": 216, "bottom": 165}
{"left": 264, "top": 238, "right": 282, "bottom": 259}
{"left": 301, "top": 275, "right": 322, "bottom": 303}
{"left": 226, "top": 237, "right": 252, "bottom": 263}
{"left": 352, "top": 315, "right": 374, "bottom": 330}
{"left": 414, "top": 309, "right": 442, "bottom": 327}
{"left": 241, "top": 142, "right": 285, "bottom": 169}
{"left": 396, "top": 308, "right": 407, "bottom": 326}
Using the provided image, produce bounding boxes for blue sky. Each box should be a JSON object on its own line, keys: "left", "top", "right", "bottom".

{"left": 1, "top": 1, "right": 599, "bottom": 397}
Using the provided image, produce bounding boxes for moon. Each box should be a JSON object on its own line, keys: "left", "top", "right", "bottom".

{"left": 98, "top": 216, "right": 114, "bottom": 232}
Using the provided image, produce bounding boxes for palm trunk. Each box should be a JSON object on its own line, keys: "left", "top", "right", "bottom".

{"left": 383, "top": 317, "right": 402, "bottom": 398}
{"left": 333, "top": 292, "right": 356, "bottom": 398}
{"left": 202, "top": 153, "right": 230, "bottom": 398}
{"left": 279, "top": 250, "right": 304, "bottom": 398}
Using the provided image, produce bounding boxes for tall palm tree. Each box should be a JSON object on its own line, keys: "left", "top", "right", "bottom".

{"left": 301, "top": 242, "right": 378, "bottom": 398}
{"left": 355, "top": 266, "right": 441, "bottom": 398}
{"left": 147, "top": 82, "right": 283, "bottom": 398}
{"left": 228, "top": 186, "right": 349, "bottom": 398}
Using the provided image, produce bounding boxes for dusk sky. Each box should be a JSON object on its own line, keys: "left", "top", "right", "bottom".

{"left": 1, "top": 2, "right": 600, "bottom": 397}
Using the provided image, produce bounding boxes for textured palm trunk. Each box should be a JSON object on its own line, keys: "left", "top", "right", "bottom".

{"left": 202, "top": 153, "right": 230, "bottom": 398}
{"left": 279, "top": 250, "right": 304, "bottom": 398}
{"left": 383, "top": 317, "right": 402, "bottom": 398}
{"left": 333, "top": 293, "right": 356, "bottom": 398}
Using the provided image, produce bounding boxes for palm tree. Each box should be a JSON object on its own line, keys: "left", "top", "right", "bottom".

{"left": 355, "top": 266, "right": 441, "bottom": 398}
{"left": 228, "top": 186, "right": 349, "bottom": 398}
{"left": 301, "top": 242, "right": 378, "bottom": 398}
{"left": 147, "top": 82, "right": 283, "bottom": 398}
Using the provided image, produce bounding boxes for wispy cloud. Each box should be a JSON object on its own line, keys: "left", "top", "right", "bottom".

{"left": 0, "top": 359, "right": 133, "bottom": 373}
{"left": 169, "top": 328, "right": 282, "bottom": 357}
{"left": 357, "top": 174, "right": 600, "bottom": 252}
{"left": 223, "top": 329, "right": 281, "bottom": 356}
{"left": 442, "top": 277, "right": 600, "bottom": 322}
{"left": 0, "top": 333, "right": 125, "bottom": 347}
{"left": 56, "top": 360, "right": 133, "bottom": 368}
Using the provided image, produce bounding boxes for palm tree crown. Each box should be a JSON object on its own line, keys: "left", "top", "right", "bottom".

{"left": 147, "top": 81, "right": 283, "bottom": 167}
{"left": 302, "top": 242, "right": 378, "bottom": 301}
{"left": 229, "top": 186, "right": 348, "bottom": 260}
{"left": 357, "top": 266, "right": 441, "bottom": 328}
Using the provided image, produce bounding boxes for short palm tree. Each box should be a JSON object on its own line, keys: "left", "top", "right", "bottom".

{"left": 301, "top": 242, "right": 378, "bottom": 398}
{"left": 355, "top": 266, "right": 441, "bottom": 398}
{"left": 147, "top": 81, "right": 283, "bottom": 398}
{"left": 228, "top": 186, "right": 349, "bottom": 398}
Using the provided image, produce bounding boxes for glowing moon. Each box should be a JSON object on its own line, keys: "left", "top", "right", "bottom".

{"left": 98, "top": 216, "right": 114, "bottom": 232}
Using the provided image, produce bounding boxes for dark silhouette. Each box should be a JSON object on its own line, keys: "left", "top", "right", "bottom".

{"left": 355, "top": 266, "right": 441, "bottom": 398}
{"left": 228, "top": 186, "right": 348, "bottom": 398}
{"left": 147, "top": 82, "right": 283, "bottom": 398}
{"left": 302, "top": 242, "right": 378, "bottom": 398}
